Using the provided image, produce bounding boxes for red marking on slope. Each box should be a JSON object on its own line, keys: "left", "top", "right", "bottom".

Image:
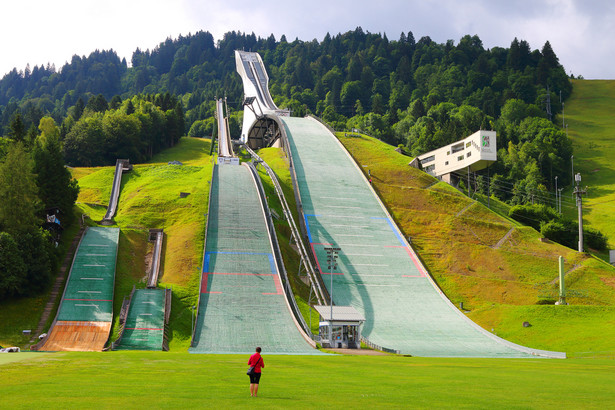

{"left": 384, "top": 245, "right": 427, "bottom": 277}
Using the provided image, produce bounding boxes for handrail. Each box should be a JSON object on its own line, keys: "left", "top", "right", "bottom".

{"left": 162, "top": 288, "right": 172, "bottom": 351}
{"left": 275, "top": 119, "right": 332, "bottom": 306}
{"left": 245, "top": 162, "right": 316, "bottom": 346}
{"left": 360, "top": 336, "right": 401, "bottom": 355}
{"left": 111, "top": 285, "right": 136, "bottom": 350}
{"left": 243, "top": 145, "right": 326, "bottom": 305}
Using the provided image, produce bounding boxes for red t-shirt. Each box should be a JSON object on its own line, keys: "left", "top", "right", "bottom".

{"left": 248, "top": 353, "right": 264, "bottom": 373}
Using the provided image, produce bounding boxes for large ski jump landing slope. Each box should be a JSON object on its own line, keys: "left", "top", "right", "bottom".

{"left": 282, "top": 116, "right": 563, "bottom": 358}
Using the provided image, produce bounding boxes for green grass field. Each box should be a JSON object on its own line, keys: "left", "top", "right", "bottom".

{"left": 2, "top": 351, "right": 614, "bottom": 408}
{"left": 564, "top": 80, "right": 615, "bottom": 249}
{"left": 3, "top": 82, "right": 615, "bottom": 408}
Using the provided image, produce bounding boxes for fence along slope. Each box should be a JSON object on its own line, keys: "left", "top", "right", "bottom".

{"left": 190, "top": 163, "right": 320, "bottom": 354}
{"left": 281, "top": 116, "right": 564, "bottom": 358}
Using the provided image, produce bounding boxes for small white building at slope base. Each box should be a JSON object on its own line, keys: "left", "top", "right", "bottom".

{"left": 411, "top": 130, "right": 497, "bottom": 184}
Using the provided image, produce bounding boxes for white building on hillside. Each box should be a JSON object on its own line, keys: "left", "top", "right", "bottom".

{"left": 411, "top": 130, "right": 497, "bottom": 183}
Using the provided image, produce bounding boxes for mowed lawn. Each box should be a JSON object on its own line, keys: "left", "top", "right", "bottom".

{"left": 565, "top": 80, "right": 615, "bottom": 248}
{"left": 2, "top": 351, "right": 614, "bottom": 409}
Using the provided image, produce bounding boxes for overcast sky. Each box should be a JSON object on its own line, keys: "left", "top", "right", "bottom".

{"left": 1, "top": 0, "right": 613, "bottom": 79}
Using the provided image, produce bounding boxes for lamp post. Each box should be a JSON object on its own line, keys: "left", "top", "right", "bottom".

{"left": 558, "top": 188, "right": 563, "bottom": 214}
{"left": 324, "top": 246, "right": 340, "bottom": 348}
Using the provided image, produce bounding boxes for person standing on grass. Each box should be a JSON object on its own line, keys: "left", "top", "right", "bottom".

{"left": 248, "top": 347, "right": 265, "bottom": 397}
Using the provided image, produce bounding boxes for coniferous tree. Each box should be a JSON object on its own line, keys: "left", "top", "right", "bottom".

{"left": 0, "top": 142, "right": 40, "bottom": 236}
{"left": 33, "top": 118, "right": 79, "bottom": 223}
{"left": 9, "top": 113, "right": 25, "bottom": 142}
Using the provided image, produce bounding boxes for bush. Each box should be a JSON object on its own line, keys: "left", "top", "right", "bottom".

{"left": 509, "top": 204, "right": 558, "bottom": 231}
{"left": 540, "top": 220, "right": 577, "bottom": 249}
{"left": 540, "top": 220, "right": 608, "bottom": 251}
{"left": 585, "top": 227, "right": 609, "bottom": 251}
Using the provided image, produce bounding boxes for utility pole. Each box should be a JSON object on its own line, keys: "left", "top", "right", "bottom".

{"left": 558, "top": 188, "right": 563, "bottom": 214}
{"left": 554, "top": 176, "right": 558, "bottom": 210}
{"left": 573, "top": 173, "right": 587, "bottom": 252}
{"left": 324, "top": 246, "right": 340, "bottom": 348}
{"left": 571, "top": 155, "right": 574, "bottom": 187}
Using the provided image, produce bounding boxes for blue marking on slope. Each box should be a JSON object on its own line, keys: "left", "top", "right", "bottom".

{"left": 267, "top": 254, "right": 277, "bottom": 275}
{"left": 304, "top": 214, "right": 315, "bottom": 243}
{"left": 371, "top": 217, "right": 405, "bottom": 246}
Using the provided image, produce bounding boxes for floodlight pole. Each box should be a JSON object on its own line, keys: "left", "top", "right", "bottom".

{"left": 324, "top": 246, "right": 340, "bottom": 348}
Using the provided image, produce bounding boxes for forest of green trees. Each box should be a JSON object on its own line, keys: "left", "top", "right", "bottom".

{"left": 0, "top": 27, "right": 601, "bottom": 297}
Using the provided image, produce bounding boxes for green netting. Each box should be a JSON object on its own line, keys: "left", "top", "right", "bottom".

{"left": 282, "top": 116, "right": 542, "bottom": 358}
{"left": 190, "top": 164, "right": 320, "bottom": 354}
{"left": 114, "top": 289, "right": 165, "bottom": 351}
{"left": 57, "top": 227, "right": 120, "bottom": 323}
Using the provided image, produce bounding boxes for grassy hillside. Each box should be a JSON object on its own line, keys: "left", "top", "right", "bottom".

{"left": 337, "top": 132, "right": 615, "bottom": 355}
{"left": 2, "top": 352, "right": 615, "bottom": 408}
{"left": 73, "top": 137, "right": 213, "bottom": 349}
{"left": 563, "top": 80, "right": 615, "bottom": 250}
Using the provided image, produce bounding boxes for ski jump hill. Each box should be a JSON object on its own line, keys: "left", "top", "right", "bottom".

{"left": 190, "top": 96, "right": 319, "bottom": 354}
{"left": 235, "top": 50, "right": 565, "bottom": 358}
{"left": 34, "top": 227, "right": 120, "bottom": 351}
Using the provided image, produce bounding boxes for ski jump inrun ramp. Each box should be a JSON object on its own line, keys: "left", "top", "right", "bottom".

{"left": 236, "top": 50, "right": 564, "bottom": 358}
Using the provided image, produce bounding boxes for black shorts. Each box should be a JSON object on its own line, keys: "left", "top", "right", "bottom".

{"left": 249, "top": 372, "right": 262, "bottom": 384}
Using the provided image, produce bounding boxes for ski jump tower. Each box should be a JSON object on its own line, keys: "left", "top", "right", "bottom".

{"left": 235, "top": 50, "right": 290, "bottom": 149}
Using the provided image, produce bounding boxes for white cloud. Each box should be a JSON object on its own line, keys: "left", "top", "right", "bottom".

{"left": 0, "top": 0, "right": 613, "bottom": 78}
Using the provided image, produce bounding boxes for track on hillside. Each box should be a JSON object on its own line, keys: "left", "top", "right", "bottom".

{"left": 113, "top": 288, "right": 170, "bottom": 351}
{"left": 34, "top": 227, "right": 120, "bottom": 352}
{"left": 190, "top": 163, "right": 320, "bottom": 354}
{"left": 281, "top": 116, "right": 564, "bottom": 358}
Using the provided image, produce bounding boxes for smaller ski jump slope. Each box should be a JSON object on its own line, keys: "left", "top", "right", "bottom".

{"left": 282, "top": 116, "right": 564, "bottom": 358}
{"left": 190, "top": 164, "right": 320, "bottom": 354}
{"left": 37, "top": 227, "right": 120, "bottom": 351}
{"left": 114, "top": 289, "right": 166, "bottom": 351}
